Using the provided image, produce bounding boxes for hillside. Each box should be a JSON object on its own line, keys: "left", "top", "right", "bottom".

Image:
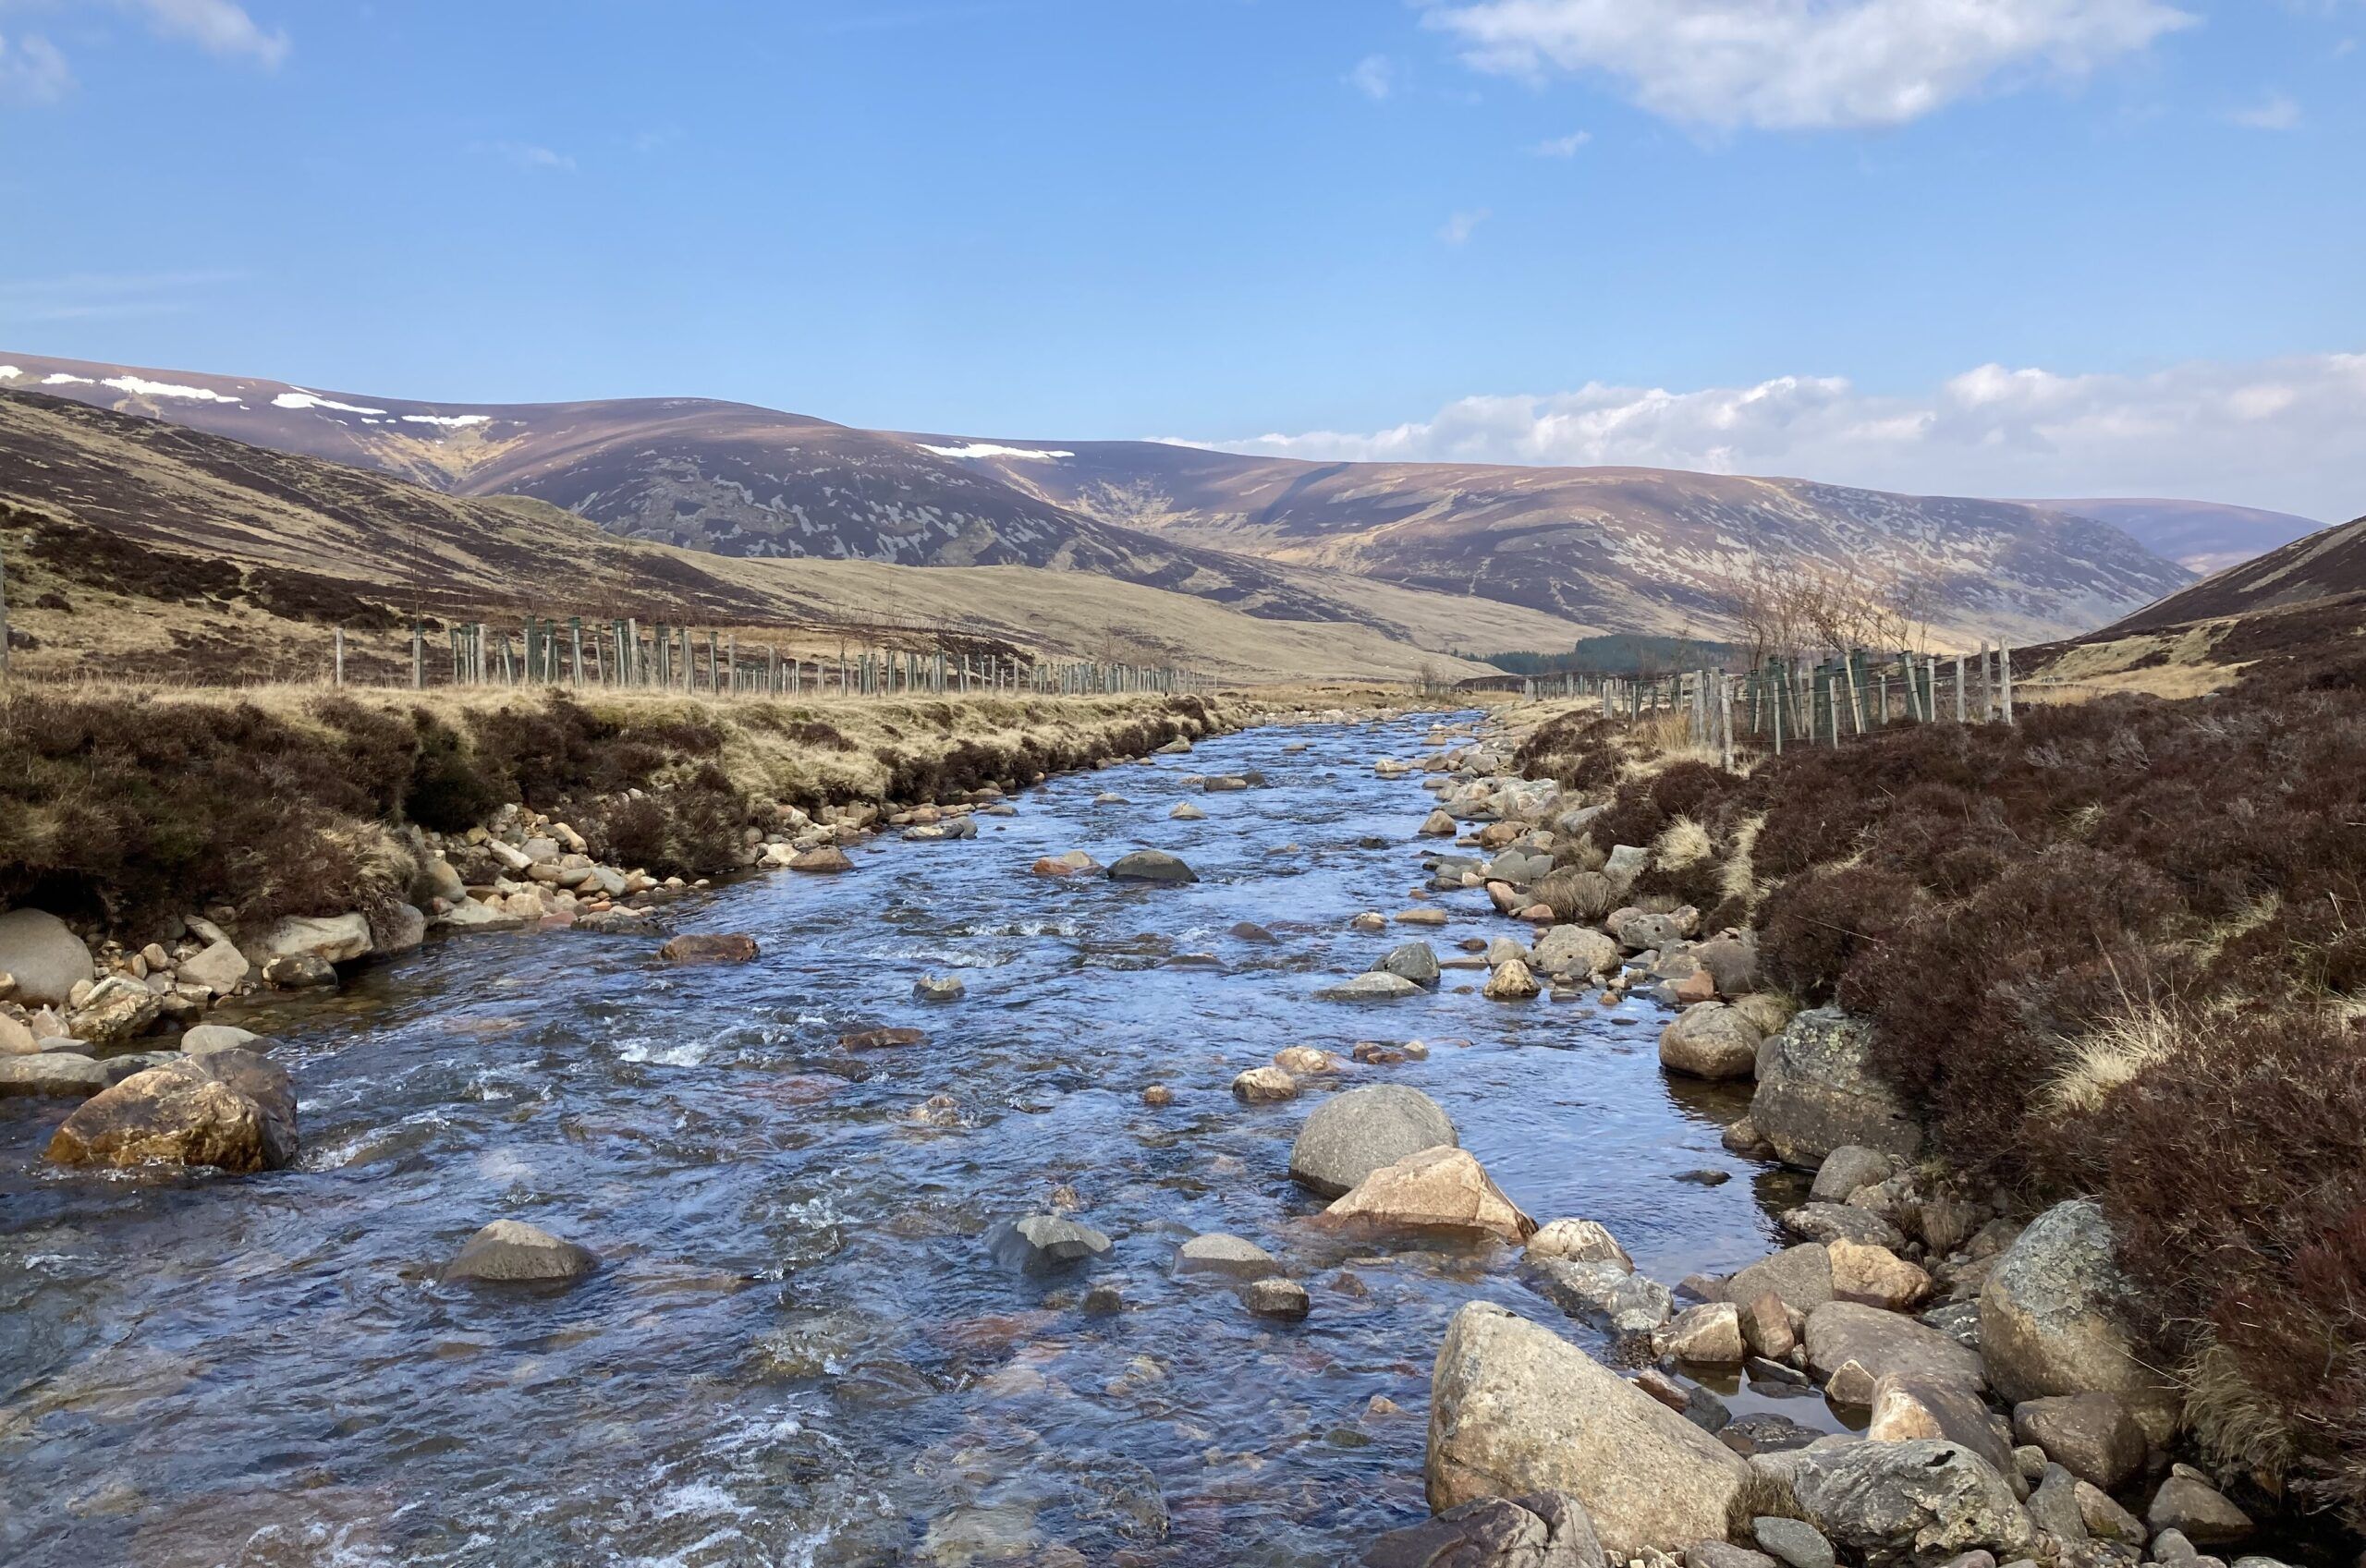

{"left": 2025, "top": 496, "right": 2324, "bottom": 575}
{"left": 4, "top": 352, "right": 2193, "bottom": 650}
{"left": 0, "top": 391, "right": 1519, "bottom": 686}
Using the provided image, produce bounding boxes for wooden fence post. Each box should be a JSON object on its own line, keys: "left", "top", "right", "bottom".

{"left": 2000, "top": 645, "right": 2015, "bottom": 724}
{"left": 411, "top": 622, "right": 423, "bottom": 690}
{"left": 334, "top": 626, "right": 346, "bottom": 687}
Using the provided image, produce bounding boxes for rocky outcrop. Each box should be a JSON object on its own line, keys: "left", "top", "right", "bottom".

{"left": 1426, "top": 1302, "right": 1753, "bottom": 1557}
{"left": 1787, "top": 1440, "right": 2034, "bottom": 1568}
{"left": 1748, "top": 1009, "right": 1921, "bottom": 1167}
{"left": 1289, "top": 1084, "right": 1458, "bottom": 1197}
{"left": 45, "top": 1049, "right": 297, "bottom": 1173}
{"left": 1979, "top": 1200, "right": 2178, "bottom": 1442}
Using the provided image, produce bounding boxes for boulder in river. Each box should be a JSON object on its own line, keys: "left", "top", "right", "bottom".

{"left": 1243, "top": 1277, "right": 1311, "bottom": 1320}
{"left": 1787, "top": 1440, "right": 2035, "bottom": 1568}
{"left": 1427, "top": 1302, "right": 1753, "bottom": 1557}
{"left": 0, "top": 908, "right": 94, "bottom": 1006}
{"left": 250, "top": 912, "right": 373, "bottom": 966}
{"left": 1359, "top": 1490, "right": 1605, "bottom": 1568}
{"left": 1483, "top": 959, "right": 1542, "bottom": 1001}
{"left": 1171, "top": 802, "right": 1207, "bottom": 820}
{"left": 1749, "top": 1008, "right": 1921, "bottom": 1167}
{"left": 1321, "top": 1145, "right": 1536, "bottom": 1245}
{"left": 0, "top": 1051, "right": 110, "bottom": 1099}
{"left": 1979, "top": 1199, "right": 2178, "bottom": 1442}
{"left": 1290, "top": 1083, "right": 1458, "bottom": 1197}
{"left": 1323, "top": 972, "right": 1424, "bottom": 1002}
{"left": 1528, "top": 1218, "right": 1633, "bottom": 1270}
{"left": 1373, "top": 942, "right": 1442, "bottom": 988}
{"left": 1420, "top": 808, "right": 1460, "bottom": 838}
{"left": 1173, "top": 1233, "right": 1278, "bottom": 1280}
{"left": 658, "top": 932, "right": 761, "bottom": 964}
{"left": 1658, "top": 1003, "right": 1762, "bottom": 1080}
{"left": 443, "top": 1220, "right": 600, "bottom": 1284}
{"left": 839, "top": 1027, "right": 926, "bottom": 1051}
{"left": 1531, "top": 925, "right": 1620, "bottom": 979}
{"left": 45, "top": 1048, "right": 297, "bottom": 1172}
{"left": 179, "top": 1024, "right": 264, "bottom": 1056}
{"left": 1232, "top": 1065, "right": 1300, "bottom": 1103}
{"left": 1107, "top": 850, "right": 1198, "bottom": 885}
{"left": 1525, "top": 1257, "right": 1674, "bottom": 1336}
{"left": 790, "top": 845, "right": 855, "bottom": 873}
{"left": 986, "top": 1214, "right": 1113, "bottom": 1275}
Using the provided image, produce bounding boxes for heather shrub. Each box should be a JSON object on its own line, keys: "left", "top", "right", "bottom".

{"left": 1757, "top": 866, "right": 1923, "bottom": 1003}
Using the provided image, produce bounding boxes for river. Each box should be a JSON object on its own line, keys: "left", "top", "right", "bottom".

{"left": 0, "top": 710, "right": 1826, "bottom": 1567}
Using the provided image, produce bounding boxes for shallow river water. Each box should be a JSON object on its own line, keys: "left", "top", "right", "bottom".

{"left": 1, "top": 711, "right": 1825, "bottom": 1567}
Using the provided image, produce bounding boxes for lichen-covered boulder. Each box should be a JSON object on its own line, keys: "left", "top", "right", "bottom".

{"left": 45, "top": 1048, "right": 297, "bottom": 1173}
{"left": 1787, "top": 1440, "right": 2034, "bottom": 1568}
{"left": 1980, "top": 1200, "right": 2178, "bottom": 1443}
{"left": 1749, "top": 1009, "right": 1921, "bottom": 1167}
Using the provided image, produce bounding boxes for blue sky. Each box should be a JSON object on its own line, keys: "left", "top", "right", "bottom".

{"left": 2, "top": 0, "right": 2361, "bottom": 517}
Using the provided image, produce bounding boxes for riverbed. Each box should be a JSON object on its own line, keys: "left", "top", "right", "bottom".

{"left": 0, "top": 711, "right": 1820, "bottom": 1567}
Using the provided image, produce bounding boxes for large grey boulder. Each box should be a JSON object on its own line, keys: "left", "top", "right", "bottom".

{"left": 1373, "top": 942, "right": 1443, "bottom": 988}
{"left": 2010, "top": 1393, "right": 2147, "bottom": 1491}
{"left": 1173, "top": 1233, "right": 1278, "bottom": 1280}
{"left": 443, "top": 1220, "right": 598, "bottom": 1284}
{"left": 0, "top": 908, "right": 93, "bottom": 1006}
{"left": 1427, "top": 1302, "right": 1754, "bottom": 1558}
{"left": 1289, "top": 1084, "right": 1458, "bottom": 1197}
{"left": 1360, "top": 1490, "right": 1607, "bottom": 1568}
{"left": 1788, "top": 1440, "right": 2034, "bottom": 1568}
{"left": 180, "top": 1024, "right": 266, "bottom": 1057}
{"left": 1979, "top": 1200, "right": 2177, "bottom": 1443}
{"left": 1749, "top": 1009, "right": 1921, "bottom": 1167}
{"left": 1728, "top": 1244, "right": 1835, "bottom": 1315}
{"left": 249, "top": 912, "right": 373, "bottom": 966}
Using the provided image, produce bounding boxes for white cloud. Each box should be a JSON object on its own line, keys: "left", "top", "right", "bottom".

{"left": 125, "top": 0, "right": 288, "bottom": 68}
{"left": 2223, "top": 91, "right": 2300, "bottom": 129}
{"left": 1190, "top": 351, "right": 2366, "bottom": 522}
{"left": 1532, "top": 128, "right": 1592, "bottom": 154}
{"left": 480, "top": 140, "right": 577, "bottom": 174}
{"left": 0, "top": 30, "right": 72, "bottom": 105}
{"left": 1421, "top": 0, "right": 2199, "bottom": 130}
{"left": 1348, "top": 53, "right": 1395, "bottom": 100}
{"left": 1439, "top": 207, "right": 1492, "bottom": 244}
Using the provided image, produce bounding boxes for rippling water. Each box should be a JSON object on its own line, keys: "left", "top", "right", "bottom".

{"left": 0, "top": 711, "right": 1821, "bottom": 1567}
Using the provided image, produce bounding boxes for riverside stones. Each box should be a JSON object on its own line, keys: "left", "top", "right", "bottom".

{"left": 1528, "top": 1218, "right": 1633, "bottom": 1270}
{"left": 177, "top": 937, "right": 250, "bottom": 996}
{"left": 1828, "top": 1238, "right": 1933, "bottom": 1310}
{"left": 0, "top": 1052, "right": 110, "bottom": 1099}
{"left": 1782, "top": 1203, "right": 1907, "bottom": 1250}
{"left": 443, "top": 1221, "right": 599, "bottom": 1284}
{"left": 1531, "top": 925, "right": 1621, "bottom": 980}
{"left": 1427, "top": 1302, "right": 1753, "bottom": 1557}
{"left": 0, "top": 908, "right": 94, "bottom": 1006}
{"left": 251, "top": 912, "right": 373, "bottom": 966}
{"left": 1243, "top": 1278, "right": 1311, "bottom": 1320}
{"left": 1232, "top": 1066, "right": 1300, "bottom": 1102}
{"left": 1811, "top": 1146, "right": 1899, "bottom": 1204}
{"left": 1869, "top": 1373, "right": 2021, "bottom": 1483}
{"left": 1805, "top": 1301, "right": 1984, "bottom": 1402}
{"left": 657, "top": 932, "right": 760, "bottom": 964}
{"left": 46, "top": 1049, "right": 297, "bottom": 1173}
{"left": 1107, "top": 850, "right": 1198, "bottom": 885}
{"left": 1526, "top": 1258, "right": 1674, "bottom": 1336}
{"left": 2011, "top": 1393, "right": 2148, "bottom": 1490}
{"left": 789, "top": 845, "right": 855, "bottom": 873}
{"left": 1323, "top": 972, "right": 1424, "bottom": 1001}
{"left": 1979, "top": 1200, "right": 2178, "bottom": 1442}
{"left": 1788, "top": 1441, "right": 2034, "bottom": 1568}
{"left": 1322, "top": 1146, "right": 1535, "bottom": 1245}
{"left": 986, "top": 1214, "right": 1112, "bottom": 1275}
{"left": 2147, "top": 1473, "right": 2251, "bottom": 1547}
{"left": 68, "top": 975, "right": 161, "bottom": 1046}
{"left": 1484, "top": 959, "right": 1542, "bottom": 1001}
{"left": 1289, "top": 1084, "right": 1458, "bottom": 1197}
{"left": 179, "top": 1024, "right": 263, "bottom": 1056}
{"left": 1658, "top": 1003, "right": 1762, "bottom": 1080}
{"left": 1727, "top": 1243, "right": 1835, "bottom": 1315}
{"left": 1749, "top": 1008, "right": 1921, "bottom": 1167}
{"left": 1661, "top": 1302, "right": 1745, "bottom": 1363}
{"left": 1360, "top": 1491, "right": 1606, "bottom": 1568}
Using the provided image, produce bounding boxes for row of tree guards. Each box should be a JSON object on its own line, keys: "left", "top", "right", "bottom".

{"left": 1517, "top": 645, "right": 2019, "bottom": 768}
{"left": 326, "top": 618, "right": 1213, "bottom": 698}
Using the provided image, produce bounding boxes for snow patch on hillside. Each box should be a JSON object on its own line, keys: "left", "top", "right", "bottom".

{"left": 921, "top": 443, "right": 1074, "bottom": 462}
{"left": 274, "top": 391, "right": 387, "bottom": 415}
{"left": 102, "top": 375, "right": 243, "bottom": 404}
{"left": 401, "top": 412, "right": 491, "bottom": 428}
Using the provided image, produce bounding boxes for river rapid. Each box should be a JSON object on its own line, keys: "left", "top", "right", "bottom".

{"left": 1, "top": 710, "right": 1827, "bottom": 1567}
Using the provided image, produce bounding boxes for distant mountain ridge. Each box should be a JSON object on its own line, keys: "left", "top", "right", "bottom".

{"left": 2, "top": 351, "right": 2201, "bottom": 648}
{"left": 2019, "top": 497, "right": 2323, "bottom": 575}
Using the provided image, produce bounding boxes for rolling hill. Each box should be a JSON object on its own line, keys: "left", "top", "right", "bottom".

{"left": 2022, "top": 497, "right": 2324, "bottom": 575}
{"left": 0, "top": 391, "right": 1524, "bottom": 686}
{"left": 3, "top": 351, "right": 2197, "bottom": 650}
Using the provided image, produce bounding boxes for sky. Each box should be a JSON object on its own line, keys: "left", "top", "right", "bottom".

{"left": 1, "top": 0, "right": 2361, "bottom": 519}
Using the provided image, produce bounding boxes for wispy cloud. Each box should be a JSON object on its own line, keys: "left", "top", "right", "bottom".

{"left": 1348, "top": 53, "right": 1395, "bottom": 100}
{"left": 1187, "top": 351, "right": 2366, "bottom": 523}
{"left": 1420, "top": 0, "right": 2197, "bottom": 131}
{"left": 0, "top": 30, "right": 72, "bottom": 105}
{"left": 2223, "top": 91, "right": 2301, "bottom": 129}
{"left": 126, "top": 0, "right": 289, "bottom": 68}
{"left": 0, "top": 268, "right": 248, "bottom": 322}
{"left": 1531, "top": 129, "right": 1592, "bottom": 156}
{"left": 478, "top": 140, "right": 577, "bottom": 174}
{"left": 1438, "top": 207, "right": 1491, "bottom": 245}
